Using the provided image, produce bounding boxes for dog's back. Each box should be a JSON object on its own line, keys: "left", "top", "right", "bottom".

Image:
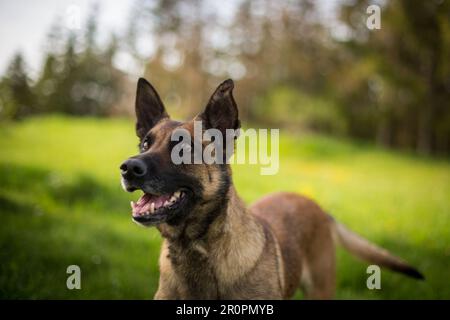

{"left": 251, "top": 192, "right": 423, "bottom": 299}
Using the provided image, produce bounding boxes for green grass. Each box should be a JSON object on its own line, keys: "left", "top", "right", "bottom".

{"left": 0, "top": 115, "right": 449, "bottom": 299}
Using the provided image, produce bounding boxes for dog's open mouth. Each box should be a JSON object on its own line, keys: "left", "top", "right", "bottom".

{"left": 130, "top": 190, "right": 187, "bottom": 225}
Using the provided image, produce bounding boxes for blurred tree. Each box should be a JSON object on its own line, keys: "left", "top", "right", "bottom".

{"left": 126, "top": 0, "right": 211, "bottom": 119}
{"left": 229, "top": 0, "right": 343, "bottom": 130}
{"left": 0, "top": 53, "right": 35, "bottom": 120}
{"left": 33, "top": 6, "right": 125, "bottom": 117}
{"left": 338, "top": 0, "right": 450, "bottom": 154}
{"left": 129, "top": 0, "right": 344, "bottom": 132}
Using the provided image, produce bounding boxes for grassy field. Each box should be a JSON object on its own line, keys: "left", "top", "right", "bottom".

{"left": 0, "top": 116, "right": 449, "bottom": 299}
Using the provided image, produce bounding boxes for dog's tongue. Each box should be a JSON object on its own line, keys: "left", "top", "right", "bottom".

{"left": 131, "top": 193, "right": 171, "bottom": 215}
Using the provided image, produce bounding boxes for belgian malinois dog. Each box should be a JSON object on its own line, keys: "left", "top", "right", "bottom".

{"left": 120, "top": 78, "right": 423, "bottom": 299}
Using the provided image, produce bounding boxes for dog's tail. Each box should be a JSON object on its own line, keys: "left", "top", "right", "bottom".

{"left": 331, "top": 219, "right": 424, "bottom": 280}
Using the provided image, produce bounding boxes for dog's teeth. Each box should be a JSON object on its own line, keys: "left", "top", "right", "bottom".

{"left": 170, "top": 195, "right": 177, "bottom": 202}
{"left": 130, "top": 201, "right": 135, "bottom": 209}
{"left": 164, "top": 200, "right": 170, "bottom": 207}
{"left": 150, "top": 203, "right": 155, "bottom": 213}
{"left": 174, "top": 191, "right": 181, "bottom": 198}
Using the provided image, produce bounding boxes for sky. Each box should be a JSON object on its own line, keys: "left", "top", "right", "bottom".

{"left": 0, "top": 0, "right": 134, "bottom": 75}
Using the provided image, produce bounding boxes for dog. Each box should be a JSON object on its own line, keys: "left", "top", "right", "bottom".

{"left": 120, "top": 78, "right": 424, "bottom": 299}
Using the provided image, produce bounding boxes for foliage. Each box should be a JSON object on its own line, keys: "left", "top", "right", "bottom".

{"left": 338, "top": 0, "right": 450, "bottom": 154}
{"left": 253, "top": 85, "right": 347, "bottom": 134}
{"left": 0, "top": 54, "right": 35, "bottom": 119}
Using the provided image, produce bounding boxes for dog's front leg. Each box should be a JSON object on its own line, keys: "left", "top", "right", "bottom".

{"left": 154, "top": 273, "right": 179, "bottom": 300}
{"left": 153, "top": 241, "right": 181, "bottom": 299}
{"left": 154, "top": 287, "right": 177, "bottom": 300}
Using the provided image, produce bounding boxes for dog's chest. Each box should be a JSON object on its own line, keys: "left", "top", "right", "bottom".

{"left": 165, "top": 237, "right": 282, "bottom": 299}
{"left": 168, "top": 243, "right": 221, "bottom": 299}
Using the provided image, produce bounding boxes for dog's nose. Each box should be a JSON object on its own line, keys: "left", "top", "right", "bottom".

{"left": 120, "top": 159, "right": 147, "bottom": 178}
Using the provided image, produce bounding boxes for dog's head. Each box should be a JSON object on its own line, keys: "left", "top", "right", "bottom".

{"left": 120, "top": 78, "right": 240, "bottom": 228}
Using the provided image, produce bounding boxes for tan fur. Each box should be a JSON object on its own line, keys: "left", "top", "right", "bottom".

{"left": 156, "top": 186, "right": 284, "bottom": 299}
{"left": 155, "top": 189, "right": 422, "bottom": 299}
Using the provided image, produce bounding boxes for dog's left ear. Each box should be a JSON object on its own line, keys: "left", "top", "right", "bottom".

{"left": 199, "top": 79, "right": 240, "bottom": 134}
{"left": 135, "top": 78, "right": 169, "bottom": 140}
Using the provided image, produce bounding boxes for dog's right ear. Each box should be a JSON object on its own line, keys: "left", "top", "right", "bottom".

{"left": 135, "top": 78, "right": 168, "bottom": 140}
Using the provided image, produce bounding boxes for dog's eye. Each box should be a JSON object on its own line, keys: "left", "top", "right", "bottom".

{"left": 141, "top": 137, "right": 152, "bottom": 152}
